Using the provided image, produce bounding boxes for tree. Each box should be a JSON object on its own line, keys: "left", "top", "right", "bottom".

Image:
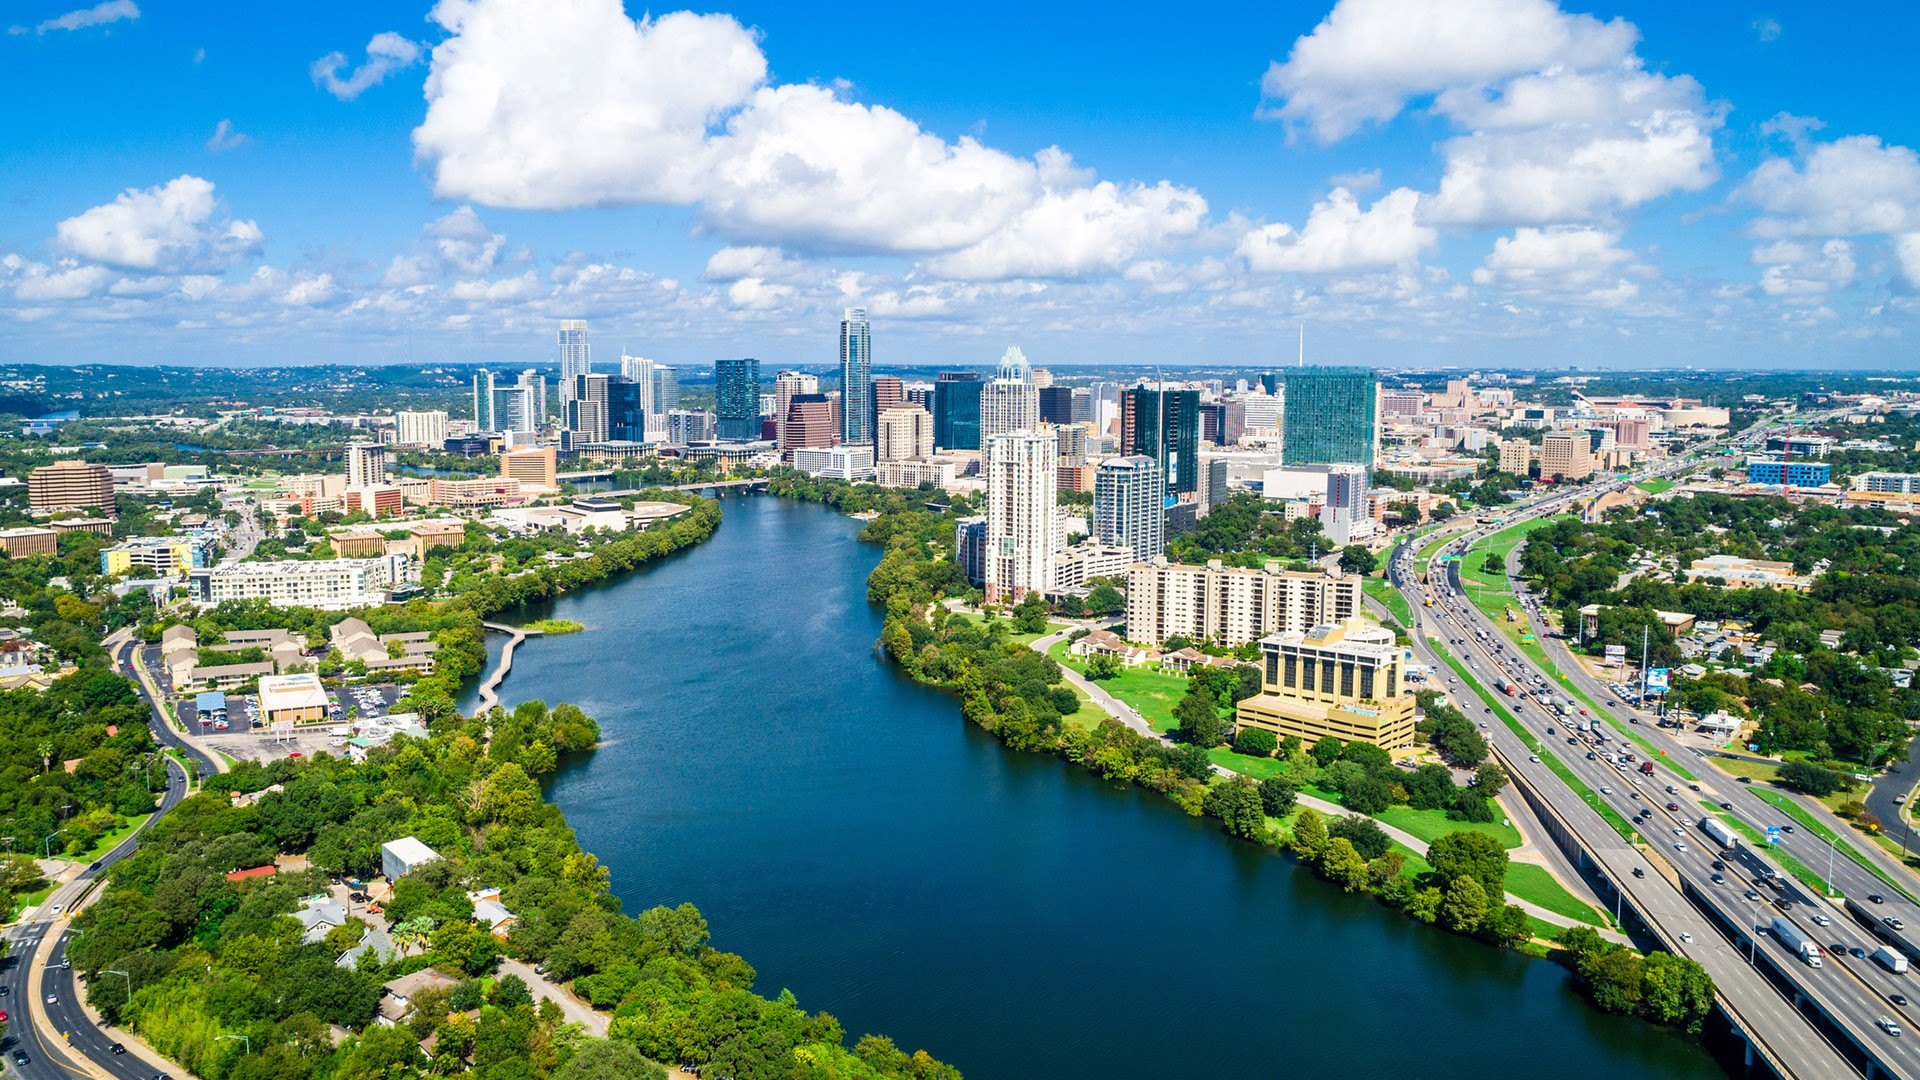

{"left": 1428, "top": 830, "right": 1509, "bottom": 897}
{"left": 1327, "top": 815, "right": 1391, "bottom": 860}
{"left": 1438, "top": 874, "right": 1489, "bottom": 934}
{"left": 1473, "top": 761, "right": 1511, "bottom": 798}
{"left": 1012, "top": 592, "right": 1051, "bottom": 635}
{"left": 1086, "top": 653, "right": 1121, "bottom": 681}
{"left": 1203, "top": 777, "right": 1266, "bottom": 840}
{"left": 1777, "top": 760, "right": 1849, "bottom": 797}
{"left": 1233, "top": 726, "right": 1277, "bottom": 757}
{"left": 1289, "top": 807, "right": 1328, "bottom": 859}
{"left": 1483, "top": 902, "right": 1532, "bottom": 948}
{"left": 553, "top": 1040, "right": 670, "bottom": 1080}
{"left": 1257, "top": 778, "right": 1297, "bottom": 817}
{"left": 1340, "top": 772, "right": 1393, "bottom": 814}
{"left": 1309, "top": 736, "right": 1344, "bottom": 767}
{"left": 1579, "top": 948, "right": 1646, "bottom": 1015}
{"left": 1084, "top": 583, "right": 1125, "bottom": 617}
{"left": 1175, "top": 684, "right": 1227, "bottom": 748}
{"left": 1319, "top": 837, "right": 1371, "bottom": 892}
{"left": 1640, "top": 952, "right": 1715, "bottom": 1032}
{"left": 1338, "top": 545, "right": 1379, "bottom": 575}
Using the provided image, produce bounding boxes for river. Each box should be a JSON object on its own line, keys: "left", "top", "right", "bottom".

{"left": 467, "top": 495, "right": 1722, "bottom": 1080}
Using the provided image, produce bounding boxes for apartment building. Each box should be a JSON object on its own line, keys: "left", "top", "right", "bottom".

{"left": 29, "top": 460, "right": 115, "bottom": 515}
{"left": 1125, "top": 558, "right": 1360, "bottom": 648}
{"left": 189, "top": 555, "right": 415, "bottom": 611}
{"left": 1540, "top": 431, "right": 1594, "bottom": 481}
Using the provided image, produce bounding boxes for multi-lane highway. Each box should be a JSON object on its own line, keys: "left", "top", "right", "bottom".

{"left": 1392, "top": 429, "right": 1920, "bottom": 1078}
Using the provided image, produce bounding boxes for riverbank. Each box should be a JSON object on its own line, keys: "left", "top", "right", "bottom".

{"left": 764, "top": 472, "right": 1715, "bottom": 1040}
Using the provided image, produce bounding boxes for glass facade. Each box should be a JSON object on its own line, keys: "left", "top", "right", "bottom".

{"left": 714, "top": 358, "right": 762, "bottom": 442}
{"left": 840, "top": 308, "right": 873, "bottom": 445}
{"left": 933, "top": 372, "right": 983, "bottom": 451}
{"left": 1123, "top": 387, "right": 1199, "bottom": 496}
{"left": 1282, "top": 366, "right": 1377, "bottom": 467}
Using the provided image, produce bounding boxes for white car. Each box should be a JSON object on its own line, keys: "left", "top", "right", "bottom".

{"left": 1679, "top": 932, "right": 1694, "bottom": 944}
{"left": 1812, "top": 914, "right": 1832, "bottom": 926}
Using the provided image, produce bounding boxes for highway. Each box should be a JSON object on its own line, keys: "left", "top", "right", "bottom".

{"left": 1395, "top": 429, "right": 1920, "bottom": 1078}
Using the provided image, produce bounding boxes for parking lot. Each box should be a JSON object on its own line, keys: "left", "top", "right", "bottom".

{"left": 177, "top": 683, "right": 407, "bottom": 764}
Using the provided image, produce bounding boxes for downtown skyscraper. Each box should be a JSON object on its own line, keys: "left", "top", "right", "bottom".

{"left": 840, "top": 307, "right": 873, "bottom": 446}
{"left": 714, "top": 358, "right": 762, "bottom": 442}
{"left": 557, "top": 320, "right": 590, "bottom": 408}
{"left": 1283, "top": 366, "right": 1377, "bottom": 467}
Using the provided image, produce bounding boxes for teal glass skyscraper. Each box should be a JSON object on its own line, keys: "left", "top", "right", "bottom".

{"left": 714, "top": 358, "right": 761, "bottom": 442}
{"left": 1283, "top": 366, "right": 1377, "bottom": 467}
{"left": 1122, "top": 387, "right": 1199, "bottom": 496}
{"left": 933, "top": 371, "right": 983, "bottom": 450}
{"left": 840, "top": 307, "right": 873, "bottom": 445}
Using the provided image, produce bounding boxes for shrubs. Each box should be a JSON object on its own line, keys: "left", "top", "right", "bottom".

{"left": 1233, "top": 727, "right": 1278, "bottom": 757}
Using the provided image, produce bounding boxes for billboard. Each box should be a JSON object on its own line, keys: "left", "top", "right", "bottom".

{"left": 1604, "top": 644, "right": 1626, "bottom": 664}
{"left": 1644, "top": 668, "right": 1670, "bottom": 694}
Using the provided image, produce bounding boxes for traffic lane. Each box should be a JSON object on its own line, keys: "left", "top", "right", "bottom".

{"left": 40, "top": 943, "right": 150, "bottom": 1080}
{"left": 0, "top": 924, "right": 56, "bottom": 1077}
{"left": 117, "top": 639, "right": 216, "bottom": 778}
{"left": 1865, "top": 734, "right": 1920, "bottom": 840}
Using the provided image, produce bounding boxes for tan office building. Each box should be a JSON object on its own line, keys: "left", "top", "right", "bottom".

{"left": 1497, "top": 438, "right": 1531, "bottom": 477}
{"left": 1236, "top": 619, "right": 1417, "bottom": 750}
{"left": 876, "top": 405, "right": 934, "bottom": 462}
{"left": 500, "top": 446, "right": 558, "bottom": 491}
{"left": 1126, "top": 558, "right": 1360, "bottom": 649}
{"left": 29, "top": 460, "right": 116, "bottom": 515}
{"left": 0, "top": 527, "right": 59, "bottom": 558}
{"left": 1540, "top": 431, "right": 1594, "bottom": 481}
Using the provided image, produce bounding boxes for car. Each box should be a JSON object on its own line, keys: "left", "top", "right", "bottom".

{"left": 1813, "top": 914, "right": 1832, "bottom": 926}
{"left": 1782, "top": 825, "right": 1795, "bottom": 834}
{"left": 1854, "top": 947, "right": 1868, "bottom": 958}
{"left": 1666, "top": 802, "right": 1680, "bottom": 811}
{"left": 1529, "top": 755, "right": 1540, "bottom": 763}
{"left": 1712, "top": 860, "right": 1726, "bottom": 870}
{"left": 87, "top": 860, "right": 101, "bottom": 871}
{"left": 1711, "top": 874, "right": 1725, "bottom": 885}
{"left": 1587, "top": 752, "right": 1597, "bottom": 760}
{"left": 1745, "top": 889, "right": 1761, "bottom": 900}
{"left": 1737, "top": 776, "right": 1753, "bottom": 784}
{"left": 45, "top": 993, "right": 56, "bottom": 1004}
{"left": 56, "top": 958, "right": 69, "bottom": 969}
{"left": 1680, "top": 931, "right": 1694, "bottom": 943}
{"left": 11, "top": 1051, "right": 28, "bottom": 1067}
{"left": 110, "top": 1042, "right": 126, "bottom": 1055}
{"left": 1690, "top": 783, "right": 1701, "bottom": 791}
{"left": 1890, "top": 917, "right": 1909, "bottom": 931}
{"left": 1881, "top": 1016, "right": 1904, "bottom": 1037}
{"left": 1720, "top": 801, "right": 1734, "bottom": 810}
{"left": 1600, "top": 785, "right": 1613, "bottom": 794}
{"left": 1674, "top": 842, "right": 1689, "bottom": 852}
{"left": 1871, "top": 894, "right": 1887, "bottom": 904}
{"left": 1895, "top": 994, "right": 1909, "bottom": 1007}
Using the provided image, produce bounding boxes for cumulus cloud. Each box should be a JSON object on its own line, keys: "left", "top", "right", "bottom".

{"left": 1752, "top": 238, "right": 1855, "bottom": 299}
{"left": 11, "top": 0, "right": 137, "bottom": 35}
{"left": 54, "top": 175, "right": 262, "bottom": 272}
{"left": 1261, "top": 0, "right": 1719, "bottom": 227}
{"left": 1471, "top": 226, "right": 1645, "bottom": 304}
{"left": 1899, "top": 234, "right": 1920, "bottom": 289}
{"left": 1739, "top": 134, "right": 1920, "bottom": 238}
{"left": 412, "top": 0, "right": 1202, "bottom": 277}
{"left": 1753, "top": 16, "right": 1783, "bottom": 43}
{"left": 311, "top": 32, "right": 423, "bottom": 100}
{"left": 205, "top": 119, "right": 250, "bottom": 153}
{"left": 1236, "top": 187, "right": 1435, "bottom": 273}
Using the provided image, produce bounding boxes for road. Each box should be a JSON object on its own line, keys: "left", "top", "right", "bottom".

{"left": 1400, "top": 427, "right": 1920, "bottom": 1077}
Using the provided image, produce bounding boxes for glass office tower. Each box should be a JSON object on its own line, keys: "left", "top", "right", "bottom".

{"left": 933, "top": 371, "right": 984, "bottom": 451}
{"left": 1122, "top": 387, "right": 1200, "bottom": 496}
{"left": 1282, "top": 366, "right": 1377, "bottom": 467}
{"left": 714, "top": 358, "right": 762, "bottom": 442}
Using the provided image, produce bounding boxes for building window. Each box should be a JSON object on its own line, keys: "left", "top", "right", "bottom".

{"left": 1360, "top": 667, "right": 1375, "bottom": 699}
{"left": 1340, "top": 662, "right": 1354, "bottom": 698}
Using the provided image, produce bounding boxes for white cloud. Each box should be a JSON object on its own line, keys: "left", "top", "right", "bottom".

{"left": 1739, "top": 134, "right": 1920, "bottom": 238}
{"left": 1898, "top": 234, "right": 1920, "bottom": 289}
{"left": 1261, "top": 0, "right": 1719, "bottom": 227}
{"left": 1753, "top": 16, "right": 1783, "bottom": 43}
{"left": 12, "top": 0, "right": 137, "bottom": 35}
{"left": 423, "top": 206, "right": 505, "bottom": 274}
{"left": 703, "top": 245, "right": 799, "bottom": 281}
{"left": 1471, "top": 226, "right": 1644, "bottom": 304}
{"left": 2, "top": 256, "right": 115, "bottom": 301}
{"left": 311, "top": 31, "right": 423, "bottom": 100}
{"left": 1236, "top": 187, "right": 1434, "bottom": 273}
{"left": 1752, "top": 239, "right": 1855, "bottom": 299}
{"left": 413, "top": 0, "right": 1201, "bottom": 278}
{"left": 54, "top": 176, "right": 262, "bottom": 272}
{"left": 205, "top": 119, "right": 250, "bottom": 153}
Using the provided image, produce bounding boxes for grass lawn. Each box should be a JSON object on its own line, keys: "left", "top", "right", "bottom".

{"left": 1052, "top": 642, "right": 1190, "bottom": 733}
{"left": 1506, "top": 862, "right": 1608, "bottom": 926}
{"left": 1207, "top": 745, "right": 1292, "bottom": 780}
{"left": 1719, "top": 814, "right": 1836, "bottom": 897}
{"left": 952, "top": 611, "right": 1073, "bottom": 650}
{"left": 1637, "top": 478, "right": 1675, "bottom": 495}
{"left": 70, "top": 812, "right": 153, "bottom": 862}
{"left": 1362, "top": 576, "right": 1414, "bottom": 628}
{"left": 1375, "top": 805, "right": 1521, "bottom": 849}
{"left": 1707, "top": 755, "right": 1781, "bottom": 784}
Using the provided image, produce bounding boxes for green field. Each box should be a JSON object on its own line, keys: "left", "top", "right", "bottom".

{"left": 1637, "top": 478, "right": 1675, "bottom": 495}
{"left": 68, "top": 811, "right": 153, "bottom": 863}
{"left": 1362, "top": 576, "right": 1414, "bottom": 628}
{"left": 1506, "top": 862, "right": 1608, "bottom": 926}
{"left": 1374, "top": 805, "right": 1521, "bottom": 849}
{"left": 1050, "top": 641, "right": 1189, "bottom": 732}
{"left": 953, "top": 612, "right": 1074, "bottom": 649}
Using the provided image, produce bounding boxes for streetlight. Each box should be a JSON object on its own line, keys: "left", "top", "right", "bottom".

{"left": 42, "top": 828, "right": 65, "bottom": 859}
{"left": 102, "top": 968, "right": 132, "bottom": 1005}
{"left": 218, "top": 1034, "right": 251, "bottom": 1054}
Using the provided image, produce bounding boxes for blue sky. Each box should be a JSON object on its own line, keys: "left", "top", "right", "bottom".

{"left": 3, "top": 0, "right": 1919, "bottom": 369}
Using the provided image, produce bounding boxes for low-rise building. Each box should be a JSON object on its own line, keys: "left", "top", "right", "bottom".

{"left": 190, "top": 555, "right": 416, "bottom": 610}
{"left": 1069, "top": 629, "right": 1160, "bottom": 667}
{"left": 1051, "top": 542, "right": 1135, "bottom": 593}
{"left": 0, "top": 527, "right": 59, "bottom": 559}
{"left": 330, "top": 617, "right": 437, "bottom": 675}
{"left": 258, "top": 672, "right": 331, "bottom": 725}
{"left": 381, "top": 836, "right": 441, "bottom": 882}
{"left": 1683, "top": 554, "right": 1814, "bottom": 592}
{"left": 791, "top": 444, "right": 876, "bottom": 482}
{"left": 101, "top": 534, "right": 213, "bottom": 577}
{"left": 1235, "top": 619, "right": 1416, "bottom": 750}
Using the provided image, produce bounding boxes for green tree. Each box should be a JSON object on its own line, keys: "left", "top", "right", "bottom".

{"left": 1203, "top": 777, "right": 1266, "bottom": 840}
{"left": 1428, "top": 830, "right": 1510, "bottom": 897}
{"left": 1309, "top": 735, "right": 1344, "bottom": 766}
{"left": 1338, "top": 544, "right": 1379, "bottom": 575}
{"left": 1086, "top": 653, "right": 1121, "bottom": 681}
{"left": 1319, "top": 837, "right": 1371, "bottom": 892}
{"left": 1289, "top": 807, "right": 1328, "bottom": 859}
{"left": 1175, "top": 684, "right": 1227, "bottom": 747}
{"left": 1327, "top": 815, "right": 1391, "bottom": 860}
{"left": 1257, "top": 778, "right": 1297, "bottom": 817}
{"left": 1232, "top": 726, "right": 1277, "bottom": 757}
{"left": 1473, "top": 761, "right": 1511, "bottom": 798}
{"left": 1579, "top": 948, "right": 1646, "bottom": 1015}
{"left": 1084, "top": 583, "right": 1125, "bottom": 616}
{"left": 1438, "top": 874, "right": 1489, "bottom": 934}
{"left": 1640, "top": 952, "right": 1715, "bottom": 1032}
{"left": 554, "top": 1039, "right": 671, "bottom": 1080}
{"left": 1012, "top": 592, "right": 1051, "bottom": 634}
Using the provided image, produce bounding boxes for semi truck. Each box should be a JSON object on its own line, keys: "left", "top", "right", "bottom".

{"left": 1874, "top": 946, "right": 1911, "bottom": 974}
{"left": 1639, "top": 760, "right": 1656, "bottom": 776}
{"left": 1700, "top": 818, "right": 1738, "bottom": 850}
{"left": 1772, "top": 917, "right": 1824, "bottom": 967}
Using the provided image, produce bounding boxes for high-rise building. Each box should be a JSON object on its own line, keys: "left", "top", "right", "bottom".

{"left": 981, "top": 348, "right": 1039, "bottom": 443}
{"left": 653, "top": 366, "right": 681, "bottom": 411}
{"left": 781, "top": 394, "right": 838, "bottom": 458}
{"left": 1038, "top": 385, "right": 1075, "bottom": 425}
{"left": 1381, "top": 388, "right": 1425, "bottom": 418}
{"left": 1069, "top": 386, "right": 1094, "bottom": 424}
{"left": 840, "top": 307, "right": 873, "bottom": 446}
{"left": 29, "top": 459, "right": 115, "bottom": 515}
{"left": 1055, "top": 424, "right": 1089, "bottom": 467}
{"left": 1541, "top": 430, "right": 1594, "bottom": 481}
{"left": 516, "top": 369, "right": 548, "bottom": 424}
{"left": 1320, "top": 463, "right": 1372, "bottom": 546}
{"left": 345, "top": 443, "right": 388, "bottom": 489}
{"left": 1282, "top": 366, "right": 1377, "bottom": 467}
{"left": 500, "top": 446, "right": 558, "bottom": 490}
{"left": 774, "top": 370, "right": 819, "bottom": 451}
{"left": 557, "top": 320, "right": 590, "bottom": 407}
{"left": 1258, "top": 372, "right": 1281, "bottom": 395}
{"left": 1197, "top": 401, "right": 1227, "bottom": 445}
{"left": 567, "top": 373, "right": 612, "bottom": 444}
{"left": 619, "top": 354, "right": 658, "bottom": 435}
{"left": 1199, "top": 457, "right": 1230, "bottom": 513}
{"left": 1122, "top": 386, "right": 1200, "bottom": 496}
{"left": 473, "top": 370, "right": 539, "bottom": 435}
{"left": 1094, "top": 456, "right": 1164, "bottom": 562}
{"left": 876, "top": 405, "right": 934, "bottom": 462}
{"left": 873, "top": 375, "right": 905, "bottom": 420}
{"left": 1126, "top": 560, "right": 1360, "bottom": 649}
{"left": 933, "top": 371, "right": 984, "bottom": 451}
{"left": 983, "top": 430, "right": 1058, "bottom": 604}
{"left": 1497, "top": 438, "right": 1531, "bottom": 476}
{"left": 395, "top": 410, "right": 449, "bottom": 448}
{"left": 954, "top": 516, "right": 989, "bottom": 587}
{"left": 1235, "top": 619, "right": 1416, "bottom": 750}
{"left": 714, "top": 358, "right": 762, "bottom": 441}
{"left": 667, "top": 409, "right": 714, "bottom": 444}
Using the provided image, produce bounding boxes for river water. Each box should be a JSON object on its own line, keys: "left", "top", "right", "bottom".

{"left": 467, "top": 495, "right": 1722, "bottom": 1080}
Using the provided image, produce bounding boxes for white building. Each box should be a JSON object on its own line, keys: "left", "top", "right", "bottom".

{"left": 773, "top": 370, "right": 819, "bottom": 451}
{"left": 1094, "top": 455, "right": 1164, "bottom": 562}
{"left": 983, "top": 429, "right": 1058, "bottom": 604}
{"left": 1053, "top": 542, "right": 1135, "bottom": 592}
{"left": 394, "top": 411, "right": 449, "bottom": 448}
{"left": 1126, "top": 558, "right": 1361, "bottom": 648}
{"left": 191, "top": 555, "right": 415, "bottom": 611}
{"left": 1320, "top": 463, "right": 1375, "bottom": 546}
{"left": 557, "top": 320, "right": 590, "bottom": 407}
{"left": 791, "top": 444, "right": 877, "bottom": 482}
{"left": 875, "top": 458, "right": 960, "bottom": 490}
{"left": 382, "top": 837, "right": 441, "bottom": 882}
{"left": 980, "top": 347, "right": 1039, "bottom": 444}
{"left": 876, "top": 405, "right": 934, "bottom": 462}
{"left": 345, "top": 443, "right": 388, "bottom": 489}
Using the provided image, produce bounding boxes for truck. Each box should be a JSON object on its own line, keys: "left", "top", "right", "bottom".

{"left": 1874, "top": 946, "right": 1911, "bottom": 975}
{"left": 1772, "top": 917, "right": 1824, "bottom": 967}
{"left": 1639, "top": 761, "right": 1655, "bottom": 776}
{"left": 1700, "top": 818, "right": 1738, "bottom": 850}
{"left": 1500, "top": 680, "right": 1517, "bottom": 696}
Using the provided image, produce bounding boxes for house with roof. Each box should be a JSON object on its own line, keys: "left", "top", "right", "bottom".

{"left": 1070, "top": 629, "right": 1160, "bottom": 667}
{"left": 466, "top": 887, "right": 517, "bottom": 939}
{"left": 330, "top": 617, "right": 438, "bottom": 675}
{"left": 376, "top": 968, "right": 460, "bottom": 1025}
{"left": 293, "top": 894, "right": 348, "bottom": 944}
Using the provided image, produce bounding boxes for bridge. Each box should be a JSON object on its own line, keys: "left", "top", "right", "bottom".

{"left": 561, "top": 477, "right": 769, "bottom": 498}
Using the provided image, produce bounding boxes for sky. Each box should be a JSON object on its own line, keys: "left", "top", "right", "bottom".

{"left": 3, "top": 0, "right": 1920, "bottom": 371}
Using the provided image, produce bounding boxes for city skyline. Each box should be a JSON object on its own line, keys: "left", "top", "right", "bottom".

{"left": 2, "top": 1, "right": 1919, "bottom": 369}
